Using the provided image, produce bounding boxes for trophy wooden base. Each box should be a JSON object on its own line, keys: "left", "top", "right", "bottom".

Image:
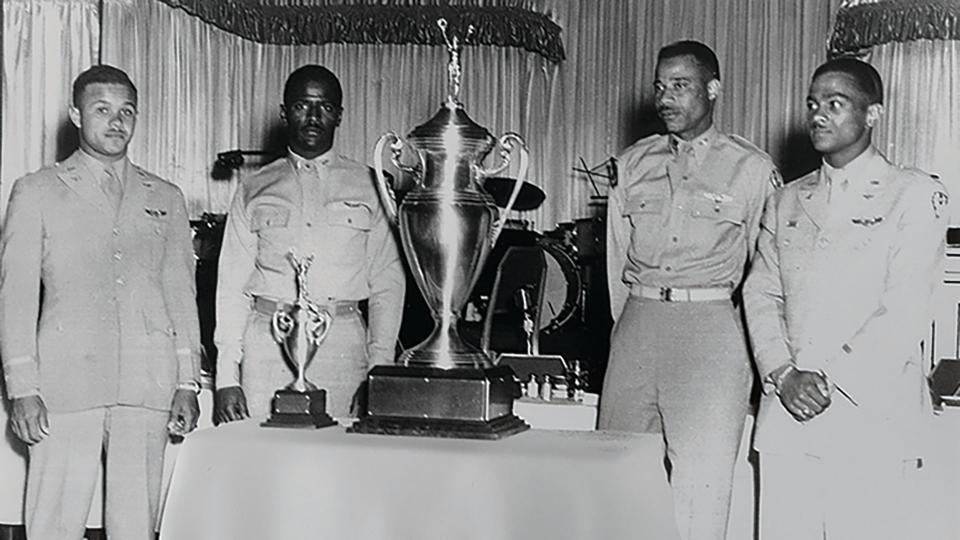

{"left": 346, "top": 364, "right": 529, "bottom": 440}
{"left": 261, "top": 388, "right": 337, "bottom": 429}
{"left": 348, "top": 413, "right": 528, "bottom": 440}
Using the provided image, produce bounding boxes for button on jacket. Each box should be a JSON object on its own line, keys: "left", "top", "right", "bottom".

{"left": 0, "top": 150, "right": 201, "bottom": 413}
{"left": 215, "top": 151, "right": 405, "bottom": 388}
{"left": 743, "top": 147, "right": 949, "bottom": 458}
{"left": 606, "top": 126, "right": 781, "bottom": 318}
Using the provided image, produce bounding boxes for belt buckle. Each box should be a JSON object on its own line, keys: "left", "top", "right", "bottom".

{"left": 658, "top": 287, "right": 673, "bottom": 302}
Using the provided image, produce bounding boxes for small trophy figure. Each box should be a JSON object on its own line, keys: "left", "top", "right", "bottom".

{"left": 262, "top": 249, "right": 337, "bottom": 428}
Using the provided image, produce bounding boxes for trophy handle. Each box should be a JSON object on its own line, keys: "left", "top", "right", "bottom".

{"left": 373, "top": 132, "right": 426, "bottom": 226}
{"left": 480, "top": 133, "right": 529, "bottom": 245}
{"left": 271, "top": 309, "right": 295, "bottom": 344}
{"left": 373, "top": 133, "right": 401, "bottom": 225}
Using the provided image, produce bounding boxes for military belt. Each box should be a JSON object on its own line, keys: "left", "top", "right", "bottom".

{"left": 252, "top": 295, "right": 359, "bottom": 317}
{"left": 633, "top": 285, "right": 731, "bottom": 302}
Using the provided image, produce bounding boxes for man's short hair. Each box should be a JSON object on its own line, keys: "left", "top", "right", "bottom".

{"left": 72, "top": 65, "right": 137, "bottom": 107}
{"left": 283, "top": 65, "right": 343, "bottom": 106}
{"left": 658, "top": 40, "right": 721, "bottom": 81}
{"left": 813, "top": 57, "right": 883, "bottom": 105}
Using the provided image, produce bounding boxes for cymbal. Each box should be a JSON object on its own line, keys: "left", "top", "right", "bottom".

{"left": 483, "top": 177, "right": 546, "bottom": 211}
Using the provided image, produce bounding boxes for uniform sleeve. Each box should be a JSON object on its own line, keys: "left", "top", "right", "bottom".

{"left": 162, "top": 187, "right": 202, "bottom": 386}
{"left": 745, "top": 164, "right": 782, "bottom": 263}
{"left": 364, "top": 196, "right": 405, "bottom": 366}
{"left": 0, "top": 178, "right": 44, "bottom": 399}
{"left": 743, "top": 191, "right": 795, "bottom": 384}
{"left": 606, "top": 176, "right": 631, "bottom": 321}
{"left": 213, "top": 186, "right": 258, "bottom": 388}
{"left": 822, "top": 180, "right": 948, "bottom": 401}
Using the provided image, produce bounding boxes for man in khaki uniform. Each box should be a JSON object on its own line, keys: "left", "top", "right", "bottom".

{"left": 601, "top": 41, "right": 780, "bottom": 540}
{"left": 214, "top": 65, "right": 405, "bottom": 422}
{"left": 744, "top": 57, "right": 948, "bottom": 539}
{"left": 0, "top": 65, "right": 201, "bottom": 540}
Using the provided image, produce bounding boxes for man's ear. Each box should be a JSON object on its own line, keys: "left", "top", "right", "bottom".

{"left": 865, "top": 103, "right": 884, "bottom": 128}
{"left": 68, "top": 105, "right": 82, "bottom": 129}
{"left": 707, "top": 79, "right": 721, "bottom": 101}
{"left": 279, "top": 104, "right": 287, "bottom": 123}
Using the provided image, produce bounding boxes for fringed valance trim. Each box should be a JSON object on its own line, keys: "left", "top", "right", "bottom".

{"left": 830, "top": 0, "right": 960, "bottom": 56}
{"left": 157, "top": 1, "right": 565, "bottom": 62}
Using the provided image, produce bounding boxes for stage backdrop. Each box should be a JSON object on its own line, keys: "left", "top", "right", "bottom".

{"left": 5, "top": 0, "right": 843, "bottom": 230}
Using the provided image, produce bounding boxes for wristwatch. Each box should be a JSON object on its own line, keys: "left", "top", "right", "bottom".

{"left": 176, "top": 380, "right": 202, "bottom": 394}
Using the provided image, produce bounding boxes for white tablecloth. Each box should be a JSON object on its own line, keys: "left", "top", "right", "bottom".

{"left": 159, "top": 421, "right": 680, "bottom": 540}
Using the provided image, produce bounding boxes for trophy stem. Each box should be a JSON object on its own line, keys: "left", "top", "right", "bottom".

{"left": 400, "top": 311, "right": 490, "bottom": 368}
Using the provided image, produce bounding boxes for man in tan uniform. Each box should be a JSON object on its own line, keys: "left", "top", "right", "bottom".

{"left": 214, "top": 65, "right": 405, "bottom": 422}
{"left": 601, "top": 41, "right": 780, "bottom": 540}
{"left": 744, "top": 57, "right": 948, "bottom": 539}
{"left": 0, "top": 65, "right": 201, "bottom": 540}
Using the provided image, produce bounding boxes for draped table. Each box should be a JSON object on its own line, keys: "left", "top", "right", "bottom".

{"left": 158, "top": 420, "right": 680, "bottom": 540}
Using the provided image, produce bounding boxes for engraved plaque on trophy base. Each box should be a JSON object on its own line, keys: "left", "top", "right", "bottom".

{"left": 347, "top": 364, "right": 529, "bottom": 439}
{"left": 262, "top": 389, "right": 337, "bottom": 429}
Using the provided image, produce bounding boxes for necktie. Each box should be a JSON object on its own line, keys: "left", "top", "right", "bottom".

{"left": 667, "top": 140, "right": 694, "bottom": 193}
{"left": 101, "top": 165, "right": 123, "bottom": 213}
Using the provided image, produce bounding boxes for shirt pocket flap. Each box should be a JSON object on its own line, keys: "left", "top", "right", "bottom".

{"left": 326, "top": 202, "right": 372, "bottom": 230}
{"left": 623, "top": 196, "right": 665, "bottom": 216}
{"left": 690, "top": 197, "right": 744, "bottom": 225}
{"left": 250, "top": 206, "right": 290, "bottom": 231}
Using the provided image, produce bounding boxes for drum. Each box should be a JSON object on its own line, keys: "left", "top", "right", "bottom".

{"left": 535, "top": 237, "right": 582, "bottom": 335}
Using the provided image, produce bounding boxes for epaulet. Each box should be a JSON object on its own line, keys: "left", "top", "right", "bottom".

{"left": 725, "top": 133, "right": 772, "bottom": 160}
{"left": 619, "top": 133, "right": 666, "bottom": 161}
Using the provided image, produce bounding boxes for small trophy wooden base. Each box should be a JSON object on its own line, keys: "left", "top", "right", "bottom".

{"left": 261, "top": 388, "right": 337, "bottom": 429}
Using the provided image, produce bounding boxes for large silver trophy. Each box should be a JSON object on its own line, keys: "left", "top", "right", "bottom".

{"left": 262, "top": 250, "right": 337, "bottom": 428}
{"left": 349, "top": 19, "right": 529, "bottom": 439}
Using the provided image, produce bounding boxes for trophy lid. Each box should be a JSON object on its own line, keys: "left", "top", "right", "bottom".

{"left": 405, "top": 19, "right": 496, "bottom": 156}
{"left": 407, "top": 101, "right": 495, "bottom": 155}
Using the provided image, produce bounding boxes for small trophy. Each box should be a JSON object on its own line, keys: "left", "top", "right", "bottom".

{"left": 261, "top": 250, "right": 337, "bottom": 428}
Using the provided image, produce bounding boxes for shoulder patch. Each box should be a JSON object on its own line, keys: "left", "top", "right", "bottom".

{"left": 932, "top": 191, "right": 949, "bottom": 219}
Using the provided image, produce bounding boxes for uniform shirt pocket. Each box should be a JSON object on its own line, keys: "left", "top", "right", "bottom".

{"left": 132, "top": 213, "right": 168, "bottom": 270}
{"left": 689, "top": 196, "right": 744, "bottom": 226}
{"left": 250, "top": 205, "right": 291, "bottom": 231}
{"left": 250, "top": 205, "right": 295, "bottom": 271}
{"left": 685, "top": 196, "right": 746, "bottom": 254}
{"left": 623, "top": 196, "right": 666, "bottom": 261}
{"left": 323, "top": 202, "right": 372, "bottom": 266}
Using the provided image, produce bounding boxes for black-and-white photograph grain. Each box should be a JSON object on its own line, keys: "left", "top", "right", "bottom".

{"left": 1, "top": 1, "right": 959, "bottom": 539}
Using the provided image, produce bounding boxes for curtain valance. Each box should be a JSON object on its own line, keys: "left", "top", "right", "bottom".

{"left": 156, "top": 1, "right": 565, "bottom": 62}
{"left": 830, "top": 0, "right": 960, "bottom": 55}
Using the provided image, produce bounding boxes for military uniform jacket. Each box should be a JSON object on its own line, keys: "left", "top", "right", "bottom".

{"left": 214, "top": 151, "right": 405, "bottom": 388}
{"left": 607, "top": 126, "right": 780, "bottom": 319}
{"left": 744, "top": 147, "right": 949, "bottom": 458}
{"left": 0, "top": 150, "right": 201, "bottom": 413}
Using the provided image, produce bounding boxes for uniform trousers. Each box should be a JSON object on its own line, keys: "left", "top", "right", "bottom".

{"left": 599, "top": 296, "right": 751, "bottom": 540}
{"left": 759, "top": 452, "right": 938, "bottom": 540}
{"left": 241, "top": 310, "right": 368, "bottom": 420}
{"left": 25, "top": 406, "right": 169, "bottom": 540}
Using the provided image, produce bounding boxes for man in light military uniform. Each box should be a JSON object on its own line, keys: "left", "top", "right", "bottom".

{"left": 215, "top": 65, "right": 405, "bottom": 422}
{"left": 601, "top": 41, "right": 780, "bottom": 540}
{"left": 743, "top": 57, "right": 949, "bottom": 539}
{"left": 0, "top": 65, "right": 201, "bottom": 540}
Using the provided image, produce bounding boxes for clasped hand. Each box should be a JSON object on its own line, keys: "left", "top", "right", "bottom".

{"left": 778, "top": 369, "right": 832, "bottom": 422}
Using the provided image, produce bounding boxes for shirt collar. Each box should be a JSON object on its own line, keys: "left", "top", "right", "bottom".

{"left": 822, "top": 145, "right": 879, "bottom": 187}
{"left": 669, "top": 125, "right": 716, "bottom": 165}
{"left": 288, "top": 147, "right": 336, "bottom": 172}
{"left": 78, "top": 149, "right": 128, "bottom": 183}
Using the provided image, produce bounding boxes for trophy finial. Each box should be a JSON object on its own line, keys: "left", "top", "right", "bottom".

{"left": 286, "top": 249, "right": 315, "bottom": 305}
{"left": 437, "top": 18, "right": 475, "bottom": 107}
